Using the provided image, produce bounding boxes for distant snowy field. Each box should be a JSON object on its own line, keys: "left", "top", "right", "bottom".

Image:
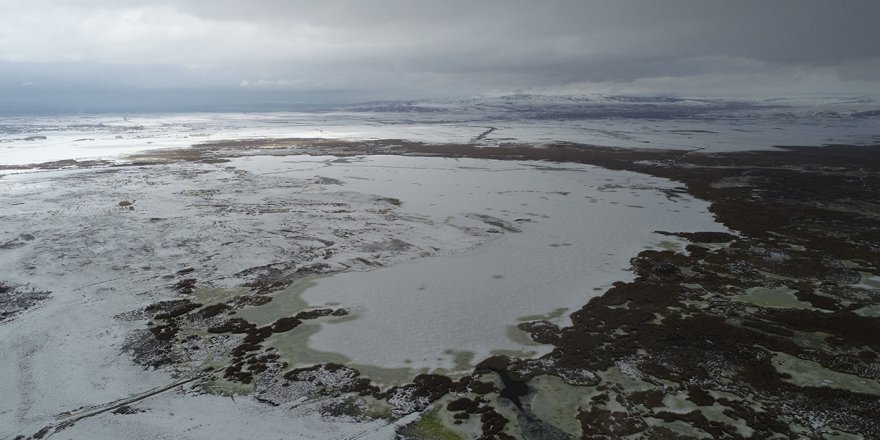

{"left": 1, "top": 95, "right": 878, "bottom": 167}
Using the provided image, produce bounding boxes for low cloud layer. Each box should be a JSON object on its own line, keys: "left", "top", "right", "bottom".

{"left": 1, "top": 0, "right": 878, "bottom": 109}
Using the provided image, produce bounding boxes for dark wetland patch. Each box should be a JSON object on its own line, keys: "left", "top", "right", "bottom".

{"left": 0, "top": 282, "right": 51, "bottom": 322}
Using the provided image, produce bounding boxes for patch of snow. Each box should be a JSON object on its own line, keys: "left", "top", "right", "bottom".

{"left": 555, "top": 367, "right": 599, "bottom": 387}
{"left": 616, "top": 360, "right": 642, "bottom": 381}
{"left": 387, "top": 387, "right": 430, "bottom": 416}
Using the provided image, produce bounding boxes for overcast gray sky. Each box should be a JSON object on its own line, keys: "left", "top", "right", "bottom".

{"left": 1, "top": 0, "right": 879, "bottom": 110}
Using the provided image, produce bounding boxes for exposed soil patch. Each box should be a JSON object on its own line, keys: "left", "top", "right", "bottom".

{"left": 144, "top": 299, "right": 202, "bottom": 320}
{"left": 517, "top": 321, "right": 561, "bottom": 344}
{"left": 0, "top": 283, "right": 51, "bottom": 322}
{"left": 111, "top": 405, "right": 146, "bottom": 415}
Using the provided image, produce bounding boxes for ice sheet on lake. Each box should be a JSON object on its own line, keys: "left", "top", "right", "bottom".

{"left": 230, "top": 155, "right": 727, "bottom": 372}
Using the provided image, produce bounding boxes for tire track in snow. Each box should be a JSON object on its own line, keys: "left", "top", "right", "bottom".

{"left": 26, "top": 374, "right": 204, "bottom": 440}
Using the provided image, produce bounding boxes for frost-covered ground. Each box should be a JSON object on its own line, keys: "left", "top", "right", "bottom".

{"left": 0, "top": 152, "right": 723, "bottom": 438}
{"left": 0, "top": 159, "right": 476, "bottom": 438}
{"left": 0, "top": 95, "right": 875, "bottom": 439}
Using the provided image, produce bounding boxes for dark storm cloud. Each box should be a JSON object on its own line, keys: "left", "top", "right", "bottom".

{"left": 165, "top": 0, "right": 880, "bottom": 66}
{"left": 1, "top": 0, "right": 878, "bottom": 107}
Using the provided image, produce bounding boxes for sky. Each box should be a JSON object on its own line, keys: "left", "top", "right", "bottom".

{"left": 1, "top": 0, "right": 879, "bottom": 111}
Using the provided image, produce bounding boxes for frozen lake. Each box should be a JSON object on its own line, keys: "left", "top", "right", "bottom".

{"left": 228, "top": 155, "right": 726, "bottom": 375}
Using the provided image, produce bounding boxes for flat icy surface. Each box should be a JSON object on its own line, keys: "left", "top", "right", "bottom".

{"left": 228, "top": 155, "right": 725, "bottom": 372}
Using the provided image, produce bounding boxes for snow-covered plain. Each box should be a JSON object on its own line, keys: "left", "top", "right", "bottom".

{"left": 1, "top": 156, "right": 495, "bottom": 438}
{"left": 0, "top": 154, "right": 723, "bottom": 438}
{"left": 2, "top": 95, "right": 878, "bottom": 167}
{"left": 0, "top": 95, "right": 874, "bottom": 438}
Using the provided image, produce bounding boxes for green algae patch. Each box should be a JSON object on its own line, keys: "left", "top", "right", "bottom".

{"left": 353, "top": 363, "right": 428, "bottom": 387}
{"left": 360, "top": 396, "right": 395, "bottom": 420}
{"left": 518, "top": 307, "right": 568, "bottom": 322}
{"left": 488, "top": 348, "right": 542, "bottom": 360}
{"left": 660, "top": 393, "right": 699, "bottom": 413}
{"left": 733, "top": 287, "right": 813, "bottom": 310}
{"left": 320, "top": 395, "right": 394, "bottom": 421}
{"left": 822, "top": 430, "right": 866, "bottom": 440}
{"left": 655, "top": 240, "right": 682, "bottom": 251}
{"left": 644, "top": 418, "right": 712, "bottom": 439}
{"left": 266, "top": 322, "right": 350, "bottom": 367}
{"left": 597, "top": 364, "right": 657, "bottom": 393}
{"left": 267, "top": 323, "right": 424, "bottom": 386}
{"left": 194, "top": 286, "right": 250, "bottom": 306}
{"left": 859, "top": 273, "right": 880, "bottom": 289}
{"left": 202, "top": 376, "right": 253, "bottom": 396}
{"left": 771, "top": 351, "right": 880, "bottom": 395}
{"left": 505, "top": 325, "right": 545, "bottom": 347}
{"left": 234, "top": 278, "right": 319, "bottom": 326}
{"left": 792, "top": 331, "right": 833, "bottom": 351}
{"left": 528, "top": 375, "right": 586, "bottom": 437}
{"left": 400, "top": 408, "right": 465, "bottom": 440}
{"left": 659, "top": 393, "right": 755, "bottom": 438}
{"left": 442, "top": 350, "right": 476, "bottom": 371}
{"left": 854, "top": 304, "right": 880, "bottom": 318}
